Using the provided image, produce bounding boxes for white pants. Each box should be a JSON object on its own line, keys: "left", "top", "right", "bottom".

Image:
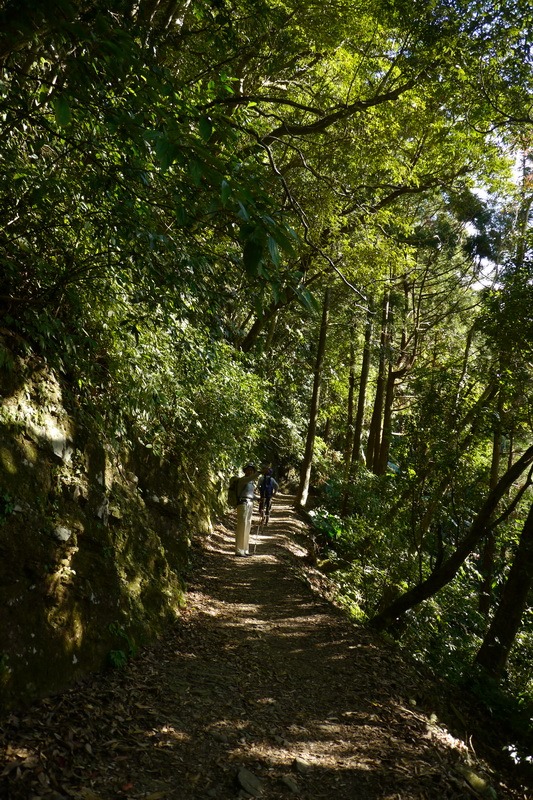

{"left": 235, "top": 500, "right": 253, "bottom": 554}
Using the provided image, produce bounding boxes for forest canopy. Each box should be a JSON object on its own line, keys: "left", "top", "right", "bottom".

{"left": 1, "top": 0, "right": 532, "bottom": 752}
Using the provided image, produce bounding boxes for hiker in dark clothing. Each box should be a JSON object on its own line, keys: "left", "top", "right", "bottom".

{"left": 257, "top": 467, "right": 278, "bottom": 525}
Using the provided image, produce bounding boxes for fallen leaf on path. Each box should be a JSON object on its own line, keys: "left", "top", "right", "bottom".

{"left": 75, "top": 789, "right": 104, "bottom": 800}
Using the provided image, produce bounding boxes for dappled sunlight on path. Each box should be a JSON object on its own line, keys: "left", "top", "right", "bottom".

{"left": 1, "top": 495, "right": 527, "bottom": 799}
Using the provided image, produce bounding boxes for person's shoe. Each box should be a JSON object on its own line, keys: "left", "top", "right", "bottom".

{"left": 236, "top": 549, "right": 247, "bottom": 556}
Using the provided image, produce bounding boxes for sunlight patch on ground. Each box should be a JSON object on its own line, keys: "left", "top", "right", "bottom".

{"left": 156, "top": 724, "right": 190, "bottom": 743}
{"left": 219, "top": 620, "right": 333, "bottom": 638}
{"left": 223, "top": 603, "right": 263, "bottom": 614}
{"left": 240, "top": 739, "right": 376, "bottom": 772}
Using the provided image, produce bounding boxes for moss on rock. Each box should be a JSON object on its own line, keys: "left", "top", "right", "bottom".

{"left": 0, "top": 342, "right": 210, "bottom": 711}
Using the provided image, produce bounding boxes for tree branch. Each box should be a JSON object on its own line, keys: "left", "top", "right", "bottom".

{"left": 261, "top": 79, "right": 418, "bottom": 144}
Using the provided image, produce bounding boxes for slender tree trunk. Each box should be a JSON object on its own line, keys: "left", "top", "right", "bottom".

{"left": 376, "top": 365, "right": 395, "bottom": 475}
{"left": 352, "top": 308, "right": 373, "bottom": 468}
{"left": 296, "top": 287, "right": 330, "bottom": 508}
{"left": 453, "top": 327, "right": 474, "bottom": 416}
{"left": 341, "top": 310, "right": 373, "bottom": 516}
{"left": 366, "top": 290, "right": 390, "bottom": 472}
{"left": 240, "top": 254, "right": 316, "bottom": 351}
{"left": 514, "top": 153, "right": 533, "bottom": 270}
{"left": 474, "top": 501, "right": 533, "bottom": 679}
{"left": 240, "top": 300, "right": 285, "bottom": 351}
{"left": 507, "top": 430, "right": 514, "bottom": 470}
{"left": 376, "top": 275, "right": 412, "bottom": 476}
{"left": 478, "top": 404, "right": 502, "bottom": 615}
{"left": 342, "top": 338, "right": 357, "bottom": 477}
{"left": 368, "top": 445, "right": 533, "bottom": 631}
{"left": 490, "top": 419, "right": 502, "bottom": 485}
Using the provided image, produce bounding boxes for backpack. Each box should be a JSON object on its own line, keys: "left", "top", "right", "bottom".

{"left": 227, "top": 476, "right": 240, "bottom": 507}
{"left": 260, "top": 475, "right": 274, "bottom": 500}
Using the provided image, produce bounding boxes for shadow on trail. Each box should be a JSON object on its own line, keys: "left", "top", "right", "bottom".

{"left": 1, "top": 495, "right": 522, "bottom": 800}
{"left": 137, "top": 494, "right": 486, "bottom": 799}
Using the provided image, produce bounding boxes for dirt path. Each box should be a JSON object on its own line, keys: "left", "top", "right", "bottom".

{"left": 0, "top": 496, "right": 529, "bottom": 799}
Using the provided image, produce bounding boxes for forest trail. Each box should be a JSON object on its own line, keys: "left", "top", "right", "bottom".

{"left": 0, "top": 496, "right": 528, "bottom": 800}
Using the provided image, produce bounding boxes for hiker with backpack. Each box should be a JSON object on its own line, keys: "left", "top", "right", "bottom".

{"left": 228, "top": 462, "right": 260, "bottom": 556}
{"left": 257, "top": 466, "right": 278, "bottom": 525}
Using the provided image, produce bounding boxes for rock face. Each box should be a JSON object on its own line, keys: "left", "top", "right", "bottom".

{"left": 0, "top": 337, "right": 212, "bottom": 710}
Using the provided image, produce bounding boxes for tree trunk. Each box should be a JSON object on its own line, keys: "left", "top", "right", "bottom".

{"left": 366, "top": 290, "right": 390, "bottom": 472}
{"left": 474, "top": 501, "right": 533, "bottom": 679}
{"left": 240, "top": 300, "right": 285, "bottom": 351}
{"left": 478, "top": 530, "right": 497, "bottom": 618}
{"left": 352, "top": 308, "right": 373, "bottom": 468}
{"left": 240, "top": 254, "right": 316, "bottom": 351}
{"left": 376, "top": 275, "right": 412, "bottom": 476}
{"left": 341, "top": 310, "right": 373, "bottom": 516}
{"left": 376, "top": 364, "right": 395, "bottom": 475}
{"left": 342, "top": 337, "right": 357, "bottom": 477}
{"left": 296, "top": 287, "right": 330, "bottom": 508}
{"left": 368, "top": 445, "right": 533, "bottom": 631}
{"left": 478, "top": 410, "right": 502, "bottom": 616}
{"left": 514, "top": 153, "right": 533, "bottom": 270}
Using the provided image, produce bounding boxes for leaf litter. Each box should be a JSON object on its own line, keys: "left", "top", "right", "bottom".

{"left": 0, "top": 495, "right": 530, "bottom": 800}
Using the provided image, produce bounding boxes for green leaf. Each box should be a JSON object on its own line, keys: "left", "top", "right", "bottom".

{"left": 53, "top": 96, "right": 72, "bottom": 127}
{"left": 295, "top": 286, "right": 320, "bottom": 312}
{"left": 267, "top": 235, "right": 280, "bottom": 267}
{"left": 199, "top": 115, "right": 213, "bottom": 141}
{"left": 221, "top": 179, "right": 232, "bottom": 205}
{"left": 189, "top": 159, "right": 204, "bottom": 185}
{"left": 155, "top": 137, "right": 181, "bottom": 171}
{"left": 272, "top": 226, "right": 298, "bottom": 257}
{"left": 237, "top": 202, "right": 250, "bottom": 221}
{"left": 243, "top": 239, "right": 263, "bottom": 275}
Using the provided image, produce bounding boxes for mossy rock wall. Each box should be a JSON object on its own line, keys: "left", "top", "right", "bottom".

{"left": 0, "top": 338, "right": 216, "bottom": 711}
